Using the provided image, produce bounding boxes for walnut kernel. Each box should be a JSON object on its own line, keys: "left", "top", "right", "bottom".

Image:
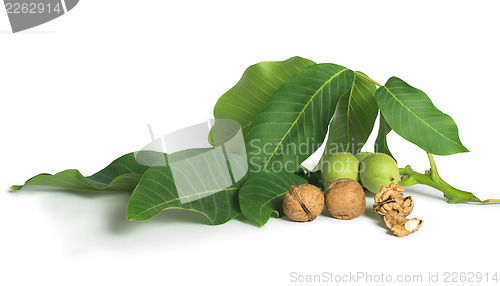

{"left": 373, "top": 183, "right": 423, "bottom": 237}
{"left": 374, "top": 196, "right": 414, "bottom": 217}
{"left": 374, "top": 183, "right": 404, "bottom": 203}
{"left": 384, "top": 215, "right": 423, "bottom": 237}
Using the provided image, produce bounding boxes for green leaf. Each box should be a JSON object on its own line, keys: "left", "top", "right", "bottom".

{"left": 239, "top": 171, "right": 307, "bottom": 226}
{"left": 245, "top": 63, "right": 355, "bottom": 174}
{"left": 376, "top": 77, "right": 469, "bottom": 155}
{"left": 316, "top": 71, "right": 378, "bottom": 169}
{"left": 126, "top": 148, "right": 247, "bottom": 225}
{"left": 374, "top": 114, "right": 395, "bottom": 160}
{"left": 213, "top": 56, "right": 315, "bottom": 133}
{"left": 10, "top": 152, "right": 152, "bottom": 192}
{"left": 295, "top": 167, "right": 324, "bottom": 190}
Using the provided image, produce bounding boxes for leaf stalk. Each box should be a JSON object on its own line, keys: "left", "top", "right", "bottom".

{"left": 398, "top": 153, "right": 497, "bottom": 204}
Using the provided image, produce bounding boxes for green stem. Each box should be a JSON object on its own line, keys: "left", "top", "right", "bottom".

{"left": 427, "top": 153, "right": 440, "bottom": 180}
{"left": 351, "top": 73, "right": 494, "bottom": 204}
{"left": 354, "top": 71, "right": 384, "bottom": 87}
{"left": 354, "top": 73, "right": 497, "bottom": 204}
{"left": 483, "top": 199, "right": 500, "bottom": 203}
{"left": 398, "top": 153, "right": 491, "bottom": 204}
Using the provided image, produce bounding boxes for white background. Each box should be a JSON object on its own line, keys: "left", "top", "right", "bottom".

{"left": 1, "top": 1, "right": 499, "bottom": 285}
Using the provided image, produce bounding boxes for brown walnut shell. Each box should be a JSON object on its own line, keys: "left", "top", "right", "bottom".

{"left": 283, "top": 184, "right": 324, "bottom": 222}
{"left": 374, "top": 196, "right": 414, "bottom": 217}
{"left": 324, "top": 178, "right": 366, "bottom": 220}
{"left": 384, "top": 214, "right": 423, "bottom": 237}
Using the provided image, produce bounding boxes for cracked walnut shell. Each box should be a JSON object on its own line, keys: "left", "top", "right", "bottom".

{"left": 283, "top": 184, "right": 324, "bottom": 222}
{"left": 373, "top": 183, "right": 423, "bottom": 237}
{"left": 374, "top": 183, "right": 405, "bottom": 203}
{"left": 373, "top": 183, "right": 414, "bottom": 217}
{"left": 374, "top": 196, "right": 414, "bottom": 217}
{"left": 384, "top": 215, "right": 423, "bottom": 237}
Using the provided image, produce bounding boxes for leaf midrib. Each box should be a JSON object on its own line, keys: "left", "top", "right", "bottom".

{"left": 130, "top": 185, "right": 239, "bottom": 219}
{"left": 345, "top": 74, "right": 356, "bottom": 153}
{"left": 262, "top": 68, "right": 349, "bottom": 171}
{"left": 382, "top": 85, "right": 464, "bottom": 148}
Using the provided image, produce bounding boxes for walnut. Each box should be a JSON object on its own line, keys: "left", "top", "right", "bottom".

{"left": 374, "top": 183, "right": 404, "bottom": 203}
{"left": 324, "top": 178, "right": 366, "bottom": 220}
{"left": 373, "top": 183, "right": 414, "bottom": 217}
{"left": 283, "top": 184, "right": 324, "bottom": 222}
{"left": 384, "top": 214, "right": 423, "bottom": 237}
{"left": 374, "top": 196, "right": 414, "bottom": 217}
{"left": 373, "top": 183, "right": 423, "bottom": 237}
